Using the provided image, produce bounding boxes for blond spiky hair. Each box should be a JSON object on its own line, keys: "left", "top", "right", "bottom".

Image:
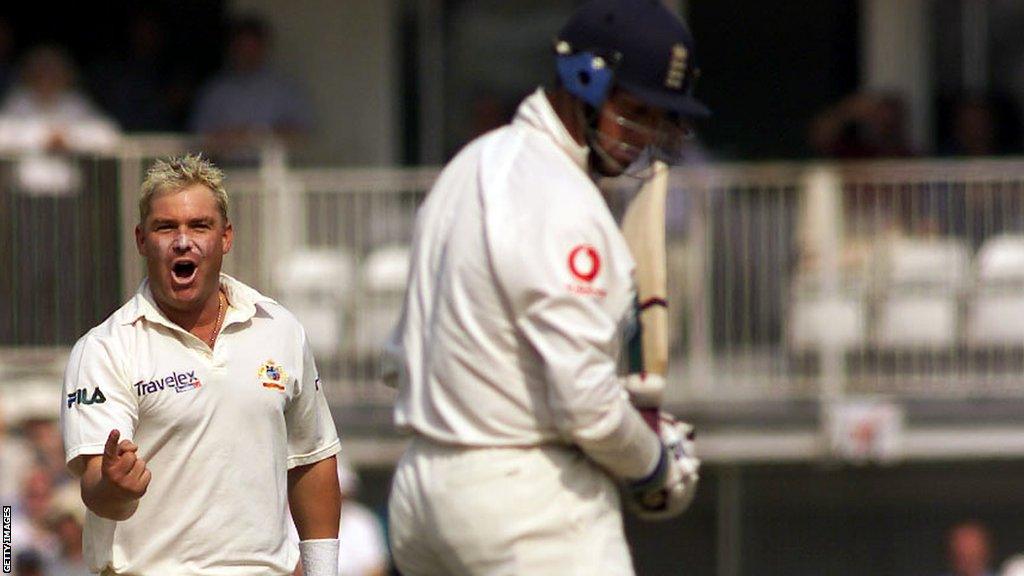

{"left": 139, "top": 153, "right": 229, "bottom": 224}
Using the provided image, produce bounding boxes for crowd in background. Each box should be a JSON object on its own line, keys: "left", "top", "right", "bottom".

{"left": 0, "top": 12, "right": 312, "bottom": 160}
{"left": 808, "top": 90, "right": 1024, "bottom": 161}
{"left": 2, "top": 388, "right": 88, "bottom": 575}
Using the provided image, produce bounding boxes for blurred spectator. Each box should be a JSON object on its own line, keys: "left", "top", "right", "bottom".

{"left": 22, "top": 413, "right": 68, "bottom": 483}
{"left": 0, "top": 45, "right": 120, "bottom": 154}
{"left": 46, "top": 484, "right": 90, "bottom": 576}
{"left": 938, "top": 93, "right": 1023, "bottom": 157}
{"left": 89, "top": 10, "right": 195, "bottom": 132}
{"left": 808, "top": 92, "right": 933, "bottom": 241}
{"left": 10, "top": 383, "right": 67, "bottom": 482}
{"left": 10, "top": 467, "right": 59, "bottom": 564}
{"left": 926, "top": 94, "right": 1024, "bottom": 248}
{"left": 291, "top": 456, "right": 388, "bottom": 576}
{"left": 189, "top": 15, "right": 313, "bottom": 159}
{"left": 942, "top": 521, "right": 996, "bottom": 576}
{"left": 809, "top": 91, "right": 914, "bottom": 159}
{"left": 0, "top": 401, "right": 33, "bottom": 503}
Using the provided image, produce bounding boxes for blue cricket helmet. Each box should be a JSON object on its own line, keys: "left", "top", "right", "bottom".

{"left": 555, "top": 0, "right": 710, "bottom": 118}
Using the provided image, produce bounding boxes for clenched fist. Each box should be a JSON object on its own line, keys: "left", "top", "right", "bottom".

{"left": 101, "top": 429, "right": 152, "bottom": 500}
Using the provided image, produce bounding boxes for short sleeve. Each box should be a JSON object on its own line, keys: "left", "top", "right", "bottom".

{"left": 284, "top": 330, "right": 341, "bottom": 469}
{"left": 60, "top": 335, "right": 139, "bottom": 476}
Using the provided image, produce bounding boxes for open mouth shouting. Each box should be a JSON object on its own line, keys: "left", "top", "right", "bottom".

{"left": 171, "top": 258, "right": 200, "bottom": 288}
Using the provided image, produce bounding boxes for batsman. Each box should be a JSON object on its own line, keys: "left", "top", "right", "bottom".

{"left": 383, "top": 0, "right": 708, "bottom": 574}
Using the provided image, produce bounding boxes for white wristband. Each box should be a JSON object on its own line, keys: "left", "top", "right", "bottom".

{"left": 299, "top": 538, "right": 339, "bottom": 576}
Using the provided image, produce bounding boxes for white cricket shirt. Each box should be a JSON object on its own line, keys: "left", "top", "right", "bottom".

{"left": 385, "top": 88, "right": 661, "bottom": 481}
{"left": 61, "top": 274, "right": 340, "bottom": 575}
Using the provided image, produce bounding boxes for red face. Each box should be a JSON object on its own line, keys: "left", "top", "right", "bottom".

{"left": 135, "top": 185, "right": 233, "bottom": 315}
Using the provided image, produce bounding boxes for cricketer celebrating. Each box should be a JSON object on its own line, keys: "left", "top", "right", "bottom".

{"left": 60, "top": 155, "right": 342, "bottom": 575}
{"left": 383, "top": 1, "right": 708, "bottom": 574}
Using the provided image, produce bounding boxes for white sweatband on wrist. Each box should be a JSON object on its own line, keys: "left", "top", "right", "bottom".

{"left": 299, "top": 538, "right": 339, "bottom": 576}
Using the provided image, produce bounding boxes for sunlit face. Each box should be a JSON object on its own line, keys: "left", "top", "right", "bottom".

{"left": 135, "top": 184, "right": 232, "bottom": 315}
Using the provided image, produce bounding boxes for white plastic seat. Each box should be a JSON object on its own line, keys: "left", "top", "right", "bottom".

{"left": 352, "top": 245, "right": 411, "bottom": 359}
{"left": 974, "top": 235, "right": 1024, "bottom": 285}
{"left": 872, "top": 238, "right": 967, "bottom": 349}
{"left": 275, "top": 249, "right": 357, "bottom": 294}
{"left": 274, "top": 248, "right": 356, "bottom": 358}
{"left": 787, "top": 273, "right": 867, "bottom": 352}
{"left": 360, "top": 244, "right": 411, "bottom": 293}
{"left": 966, "top": 235, "right": 1024, "bottom": 346}
{"left": 874, "top": 238, "right": 969, "bottom": 290}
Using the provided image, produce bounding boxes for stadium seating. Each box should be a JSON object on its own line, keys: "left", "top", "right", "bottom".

{"left": 273, "top": 248, "right": 356, "bottom": 358}
{"left": 871, "top": 238, "right": 968, "bottom": 349}
{"left": 787, "top": 273, "right": 868, "bottom": 352}
{"left": 351, "top": 244, "right": 410, "bottom": 360}
{"left": 965, "top": 234, "right": 1024, "bottom": 347}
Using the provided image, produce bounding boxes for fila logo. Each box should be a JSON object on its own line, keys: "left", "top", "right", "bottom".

{"left": 67, "top": 388, "right": 107, "bottom": 409}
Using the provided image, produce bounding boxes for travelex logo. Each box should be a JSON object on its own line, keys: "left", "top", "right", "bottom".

{"left": 67, "top": 388, "right": 107, "bottom": 409}
{"left": 135, "top": 369, "right": 202, "bottom": 398}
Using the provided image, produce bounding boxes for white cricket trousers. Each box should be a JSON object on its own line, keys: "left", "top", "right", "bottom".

{"left": 388, "top": 437, "right": 635, "bottom": 576}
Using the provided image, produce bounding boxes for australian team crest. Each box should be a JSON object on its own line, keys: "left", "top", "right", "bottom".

{"left": 258, "top": 359, "right": 287, "bottom": 391}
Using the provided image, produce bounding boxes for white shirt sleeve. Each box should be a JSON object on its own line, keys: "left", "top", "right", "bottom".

{"left": 60, "top": 335, "right": 139, "bottom": 476}
{"left": 492, "top": 207, "right": 662, "bottom": 481}
{"left": 285, "top": 330, "right": 341, "bottom": 468}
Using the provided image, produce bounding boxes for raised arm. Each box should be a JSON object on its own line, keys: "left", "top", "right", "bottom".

{"left": 77, "top": 429, "right": 151, "bottom": 521}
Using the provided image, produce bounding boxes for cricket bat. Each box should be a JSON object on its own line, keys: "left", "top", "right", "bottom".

{"left": 621, "top": 161, "right": 670, "bottom": 432}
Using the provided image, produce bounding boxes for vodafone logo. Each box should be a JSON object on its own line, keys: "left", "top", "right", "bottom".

{"left": 568, "top": 244, "right": 601, "bottom": 283}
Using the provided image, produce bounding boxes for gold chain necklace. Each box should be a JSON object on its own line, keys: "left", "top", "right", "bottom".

{"left": 207, "top": 290, "right": 225, "bottom": 348}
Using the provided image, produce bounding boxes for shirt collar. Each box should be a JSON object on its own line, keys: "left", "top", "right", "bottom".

{"left": 512, "top": 87, "right": 590, "bottom": 171}
{"left": 122, "top": 273, "right": 275, "bottom": 330}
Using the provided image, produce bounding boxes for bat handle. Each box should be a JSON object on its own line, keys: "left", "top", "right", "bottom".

{"left": 640, "top": 407, "right": 660, "bottom": 434}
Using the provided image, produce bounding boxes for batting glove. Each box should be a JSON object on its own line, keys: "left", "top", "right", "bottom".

{"left": 625, "top": 411, "right": 700, "bottom": 521}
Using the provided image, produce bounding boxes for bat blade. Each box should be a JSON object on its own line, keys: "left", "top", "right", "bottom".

{"left": 621, "top": 161, "right": 670, "bottom": 429}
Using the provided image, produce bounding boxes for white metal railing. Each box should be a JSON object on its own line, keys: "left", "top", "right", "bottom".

{"left": 7, "top": 143, "right": 1024, "bottom": 419}
{"left": 668, "top": 159, "right": 1024, "bottom": 406}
